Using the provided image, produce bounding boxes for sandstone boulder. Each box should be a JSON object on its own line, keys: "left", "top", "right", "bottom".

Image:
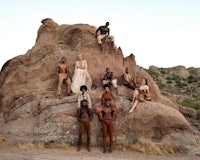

{"left": 0, "top": 18, "right": 199, "bottom": 155}
{"left": 168, "top": 66, "right": 190, "bottom": 79}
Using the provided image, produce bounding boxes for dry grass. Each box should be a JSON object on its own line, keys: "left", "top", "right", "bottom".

{"left": 16, "top": 142, "right": 45, "bottom": 150}
{"left": 127, "top": 143, "right": 176, "bottom": 155}
{"left": 16, "top": 139, "right": 72, "bottom": 151}
{"left": 0, "top": 134, "right": 5, "bottom": 142}
{"left": 44, "top": 139, "right": 70, "bottom": 149}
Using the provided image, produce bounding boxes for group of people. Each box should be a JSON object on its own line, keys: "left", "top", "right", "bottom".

{"left": 57, "top": 21, "right": 115, "bottom": 98}
{"left": 57, "top": 54, "right": 92, "bottom": 98}
{"left": 56, "top": 54, "right": 151, "bottom": 153}
{"left": 75, "top": 78, "right": 151, "bottom": 153}
{"left": 56, "top": 22, "right": 151, "bottom": 153}
{"left": 76, "top": 84, "right": 118, "bottom": 153}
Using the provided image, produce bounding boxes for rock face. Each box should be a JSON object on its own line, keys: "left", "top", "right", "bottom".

{"left": 0, "top": 18, "right": 200, "bottom": 155}
{"left": 168, "top": 66, "right": 190, "bottom": 79}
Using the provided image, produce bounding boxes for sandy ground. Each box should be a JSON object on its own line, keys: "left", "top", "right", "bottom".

{"left": 0, "top": 145, "right": 199, "bottom": 160}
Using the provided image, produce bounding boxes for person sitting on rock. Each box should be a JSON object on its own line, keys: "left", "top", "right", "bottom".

{"left": 57, "top": 57, "right": 72, "bottom": 99}
{"left": 96, "top": 98, "right": 118, "bottom": 153}
{"left": 77, "top": 85, "right": 92, "bottom": 109}
{"left": 95, "top": 22, "right": 115, "bottom": 51}
{"left": 77, "top": 100, "right": 93, "bottom": 152}
{"left": 101, "top": 84, "right": 116, "bottom": 105}
{"left": 102, "top": 67, "right": 118, "bottom": 95}
{"left": 128, "top": 78, "right": 151, "bottom": 114}
{"left": 122, "top": 67, "right": 136, "bottom": 90}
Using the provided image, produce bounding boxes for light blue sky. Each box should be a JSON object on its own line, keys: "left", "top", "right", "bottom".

{"left": 0, "top": 0, "right": 200, "bottom": 69}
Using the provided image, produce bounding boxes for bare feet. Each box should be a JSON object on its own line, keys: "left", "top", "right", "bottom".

{"left": 58, "top": 95, "right": 62, "bottom": 99}
{"left": 103, "top": 148, "right": 107, "bottom": 153}
{"left": 87, "top": 146, "right": 91, "bottom": 152}
{"left": 77, "top": 146, "right": 81, "bottom": 152}
{"left": 128, "top": 108, "right": 135, "bottom": 114}
{"left": 108, "top": 148, "right": 112, "bottom": 153}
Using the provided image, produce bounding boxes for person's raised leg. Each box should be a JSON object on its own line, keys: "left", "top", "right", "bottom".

{"left": 112, "top": 79, "right": 118, "bottom": 95}
{"left": 132, "top": 89, "right": 139, "bottom": 103}
{"left": 128, "top": 100, "right": 139, "bottom": 114}
{"left": 97, "top": 35, "right": 105, "bottom": 52}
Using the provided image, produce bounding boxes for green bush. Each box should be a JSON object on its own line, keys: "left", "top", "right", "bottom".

{"left": 160, "top": 69, "right": 166, "bottom": 74}
{"left": 181, "top": 82, "right": 187, "bottom": 87}
{"left": 157, "top": 82, "right": 165, "bottom": 90}
{"left": 175, "top": 81, "right": 184, "bottom": 88}
{"left": 193, "top": 78, "right": 198, "bottom": 83}
{"left": 176, "top": 98, "right": 200, "bottom": 110}
{"left": 172, "top": 75, "right": 181, "bottom": 82}
{"left": 188, "top": 76, "right": 194, "bottom": 83}
{"left": 146, "top": 69, "right": 159, "bottom": 79}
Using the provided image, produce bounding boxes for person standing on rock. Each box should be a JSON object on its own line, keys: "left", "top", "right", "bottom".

{"left": 102, "top": 67, "right": 118, "bottom": 95}
{"left": 96, "top": 98, "right": 118, "bottom": 153}
{"left": 128, "top": 78, "right": 151, "bottom": 114}
{"left": 122, "top": 67, "right": 136, "bottom": 90}
{"left": 95, "top": 22, "right": 115, "bottom": 51}
{"left": 101, "top": 84, "right": 116, "bottom": 105}
{"left": 77, "top": 85, "right": 92, "bottom": 109}
{"left": 57, "top": 57, "right": 72, "bottom": 99}
{"left": 71, "top": 54, "right": 92, "bottom": 94}
{"left": 77, "top": 100, "right": 93, "bottom": 152}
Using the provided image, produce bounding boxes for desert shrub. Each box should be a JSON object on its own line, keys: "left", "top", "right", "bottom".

{"left": 176, "top": 98, "right": 200, "bottom": 110}
{"left": 166, "top": 80, "right": 172, "bottom": 83}
{"left": 187, "top": 76, "right": 194, "bottom": 83}
{"left": 146, "top": 69, "right": 159, "bottom": 79}
{"left": 193, "top": 78, "right": 198, "bottom": 83}
{"left": 166, "top": 76, "right": 172, "bottom": 80}
{"left": 160, "top": 68, "right": 166, "bottom": 74}
{"left": 172, "top": 75, "right": 181, "bottom": 82}
{"left": 157, "top": 82, "right": 165, "bottom": 90}
{"left": 175, "top": 81, "right": 184, "bottom": 88}
{"left": 181, "top": 82, "right": 187, "bottom": 87}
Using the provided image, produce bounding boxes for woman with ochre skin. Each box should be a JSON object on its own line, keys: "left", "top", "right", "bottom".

{"left": 128, "top": 78, "right": 151, "bottom": 114}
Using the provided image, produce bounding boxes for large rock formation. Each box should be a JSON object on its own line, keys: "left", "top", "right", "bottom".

{"left": 0, "top": 18, "right": 200, "bottom": 155}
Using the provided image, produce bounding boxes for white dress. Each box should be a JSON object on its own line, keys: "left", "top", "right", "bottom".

{"left": 71, "top": 60, "right": 92, "bottom": 94}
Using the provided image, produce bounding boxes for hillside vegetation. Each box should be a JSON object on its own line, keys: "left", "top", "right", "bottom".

{"left": 146, "top": 66, "right": 200, "bottom": 110}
